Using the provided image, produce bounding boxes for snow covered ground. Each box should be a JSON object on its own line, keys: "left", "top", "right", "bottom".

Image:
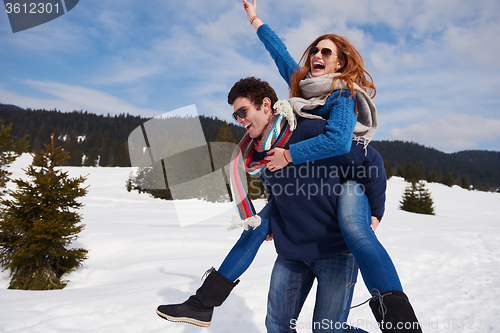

{"left": 1, "top": 154, "right": 499, "bottom": 333}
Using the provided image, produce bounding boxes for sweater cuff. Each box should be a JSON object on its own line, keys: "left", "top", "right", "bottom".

{"left": 288, "top": 144, "right": 305, "bottom": 165}
{"left": 256, "top": 23, "right": 270, "bottom": 36}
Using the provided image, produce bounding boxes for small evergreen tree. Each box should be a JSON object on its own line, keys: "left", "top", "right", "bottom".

{"left": 384, "top": 160, "right": 393, "bottom": 180}
{"left": 426, "top": 170, "right": 440, "bottom": 183}
{"left": 247, "top": 174, "right": 267, "bottom": 200}
{"left": 0, "top": 136, "right": 88, "bottom": 290}
{"left": 395, "top": 165, "right": 405, "bottom": 178}
{"left": 399, "top": 180, "right": 435, "bottom": 215}
{"left": 404, "top": 158, "right": 425, "bottom": 183}
{"left": 126, "top": 172, "right": 134, "bottom": 192}
{"left": 0, "top": 119, "right": 29, "bottom": 195}
{"left": 214, "top": 123, "right": 236, "bottom": 143}
{"left": 128, "top": 166, "right": 173, "bottom": 200}
{"left": 460, "top": 175, "right": 471, "bottom": 190}
{"left": 442, "top": 171, "right": 455, "bottom": 187}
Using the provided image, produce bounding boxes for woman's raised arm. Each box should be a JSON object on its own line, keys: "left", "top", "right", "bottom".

{"left": 242, "top": 0, "right": 263, "bottom": 30}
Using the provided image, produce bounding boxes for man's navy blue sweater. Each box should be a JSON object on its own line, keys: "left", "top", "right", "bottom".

{"left": 254, "top": 117, "right": 386, "bottom": 261}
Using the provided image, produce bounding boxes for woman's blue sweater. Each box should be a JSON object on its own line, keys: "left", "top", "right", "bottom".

{"left": 257, "top": 24, "right": 386, "bottom": 218}
{"left": 257, "top": 24, "right": 357, "bottom": 165}
{"left": 255, "top": 117, "right": 386, "bottom": 260}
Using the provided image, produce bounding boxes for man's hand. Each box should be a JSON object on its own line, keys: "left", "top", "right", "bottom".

{"left": 266, "top": 233, "right": 273, "bottom": 241}
{"left": 371, "top": 216, "right": 380, "bottom": 231}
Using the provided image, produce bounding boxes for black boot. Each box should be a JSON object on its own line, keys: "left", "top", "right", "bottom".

{"left": 156, "top": 268, "right": 239, "bottom": 327}
{"left": 369, "top": 290, "right": 422, "bottom": 333}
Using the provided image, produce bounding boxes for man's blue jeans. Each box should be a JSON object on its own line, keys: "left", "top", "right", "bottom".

{"left": 265, "top": 254, "right": 358, "bottom": 333}
{"left": 337, "top": 180, "right": 403, "bottom": 293}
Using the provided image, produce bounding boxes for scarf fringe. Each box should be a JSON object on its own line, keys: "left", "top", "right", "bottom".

{"left": 227, "top": 215, "right": 262, "bottom": 231}
{"left": 353, "top": 135, "right": 369, "bottom": 156}
{"left": 273, "top": 100, "right": 296, "bottom": 131}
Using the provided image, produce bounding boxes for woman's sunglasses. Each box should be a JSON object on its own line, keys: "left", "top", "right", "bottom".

{"left": 309, "top": 46, "right": 334, "bottom": 58}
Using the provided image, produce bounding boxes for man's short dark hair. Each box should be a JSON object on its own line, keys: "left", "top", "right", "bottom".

{"left": 227, "top": 76, "right": 278, "bottom": 108}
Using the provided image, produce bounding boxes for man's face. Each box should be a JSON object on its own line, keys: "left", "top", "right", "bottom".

{"left": 233, "top": 97, "right": 270, "bottom": 138}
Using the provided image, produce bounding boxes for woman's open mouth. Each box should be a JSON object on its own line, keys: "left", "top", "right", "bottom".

{"left": 313, "top": 62, "right": 325, "bottom": 70}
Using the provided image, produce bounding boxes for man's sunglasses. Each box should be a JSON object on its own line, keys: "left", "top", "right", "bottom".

{"left": 309, "top": 46, "right": 334, "bottom": 58}
{"left": 232, "top": 103, "right": 254, "bottom": 121}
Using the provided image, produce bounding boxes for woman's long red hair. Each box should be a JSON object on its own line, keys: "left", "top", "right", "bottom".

{"left": 290, "top": 34, "right": 376, "bottom": 101}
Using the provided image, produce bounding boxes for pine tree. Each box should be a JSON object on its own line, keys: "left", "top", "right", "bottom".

{"left": 415, "top": 181, "right": 435, "bottom": 215}
{"left": 404, "top": 158, "right": 425, "bottom": 183}
{"left": 399, "top": 180, "right": 435, "bottom": 215}
{"left": 460, "top": 175, "right": 471, "bottom": 190}
{"left": 399, "top": 182, "right": 419, "bottom": 213}
{"left": 129, "top": 166, "right": 173, "bottom": 200}
{"left": 427, "top": 170, "right": 440, "bottom": 183}
{"left": 214, "top": 123, "right": 236, "bottom": 143}
{"left": 384, "top": 160, "right": 393, "bottom": 180}
{"left": 442, "top": 171, "right": 455, "bottom": 187}
{"left": 0, "top": 120, "right": 29, "bottom": 195}
{"left": 395, "top": 165, "right": 405, "bottom": 178}
{"left": 0, "top": 136, "right": 88, "bottom": 290}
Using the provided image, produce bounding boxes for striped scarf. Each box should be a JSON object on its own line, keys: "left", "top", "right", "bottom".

{"left": 228, "top": 100, "right": 295, "bottom": 229}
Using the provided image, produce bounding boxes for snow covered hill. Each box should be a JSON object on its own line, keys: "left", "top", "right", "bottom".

{"left": 0, "top": 155, "right": 499, "bottom": 332}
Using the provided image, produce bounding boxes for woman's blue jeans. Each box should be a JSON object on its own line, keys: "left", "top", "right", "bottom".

{"left": 219, "top": 180, "right": 403, "bottom": 294}
{"left": 218, "top": 202, "right": 272, "bottom": 282}
{"left": 337, "top": 180, "right": 402, "bottom": 294}
{"left": 265, "top": 254, "right": 358, "bottom": 333}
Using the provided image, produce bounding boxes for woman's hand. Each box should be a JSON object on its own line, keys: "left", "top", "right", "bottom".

{"left": 242, "top": 0, "right": 257, "bottom": 20}
{"left": 265, "top": 148, "right": 291, "bottom": 171}
{"left": 242, "top": 0, "right": 263, "bottom": 30}
{"left": 266, "top": 233, "right": 273, "bottom": 241}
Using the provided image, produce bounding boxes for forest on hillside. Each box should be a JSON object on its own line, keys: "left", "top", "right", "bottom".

{"left": 1, "top": 104, "right": 499, "bottom": 192}
{"left": 371, "top": 141, "right": 500, "bottom": 192}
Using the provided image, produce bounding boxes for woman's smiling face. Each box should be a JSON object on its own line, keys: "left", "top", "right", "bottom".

{"left": 310, "top": 39, "right": 342, "bottom": 77}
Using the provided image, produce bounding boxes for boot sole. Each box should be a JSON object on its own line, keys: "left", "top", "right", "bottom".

{"left": 156, "top": 308, "right": 211, "bottom": 328}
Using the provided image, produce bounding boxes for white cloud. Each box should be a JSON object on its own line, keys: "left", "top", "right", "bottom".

{"left": 0, "top": 81, "right": 162, "bottom": 117}
{"left": 390, "top": 113, "right": 500, "bottom": 151}
{"left": 1, "top": 0, "right": 500, "bottom": 154}
{"left": 280, "top": 18, "right": 335, "bottom": 60}
{"left": 91, "top": 63, "right": 165, "bottom": 85}
{"left": 195, "top": 5, "right": 247, "bottom": 45}
{"left": 442, "top": 20, "right": 500, "bottom": 68}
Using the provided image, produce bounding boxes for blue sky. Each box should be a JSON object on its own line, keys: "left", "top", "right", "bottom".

{"left": 1, "top": 0, "right": 499, "bottom": 153}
